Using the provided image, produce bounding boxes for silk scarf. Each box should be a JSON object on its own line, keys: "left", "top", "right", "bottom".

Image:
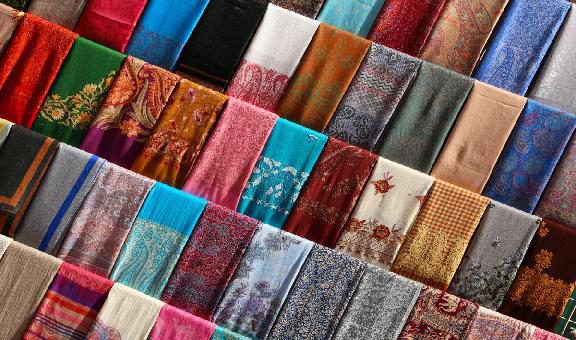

{"left": 276, "top": 24, "right": 371, "bottom": 131}
{"left": 466, "top": 306, "right": 535, "bottom": 340}
{"left": 32, "top": 37, "right": 126, "bottom": 147}
{"left": 317, "top": 0, "right": 385, "bottom": 37}
{"left": 283, "top": 138, "right": 377, "bottom": 248}
{"left": 0, "top": 14, "right": 77, "bottom": 128}
{"left": 238, "top": 118, "right": 328, "bottom": 228}
{"left": 183, "top": 98, "right": 277, "bottom": 210}
{"left": 0, "top": 4, "right": 22, "bottom": 55}
{"left": 0, "top": 118, "right": 11, "bottom": 147}
{"left": 215, "top": 225, "right": 314, "bottom": 338}
{"left": 0, "top": 0, "right": 28, "bottom": 10}
{"left": 27, "top": 0, "right": 87, "bottom": 29}
{"left": 161, "top": 203, "right": 259, "bottom": 320}
{"left": 211, "top": 326, "right": 251, "bottom": 340}
{"left": 336, "top": 157, "right": 434, "bottom": 269}
{"left": 325, "top": 43, "right": 421, "bottom": 151}
{"left": 270, "top": 0, "right": 325, "bottom": 17}
{"left": 149, "top": 304, "right": 217, "bottom": 340}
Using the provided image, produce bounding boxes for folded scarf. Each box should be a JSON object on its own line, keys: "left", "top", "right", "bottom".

{"left": 238, "top": 118, "right": 328, "bottom": 228}
{"left": 27, "top": 0, "right": 87, "bottom": 29}
{"left": 125, "top": 0, "right": 210, "bottom": 70}
{"left": 500, "top": 218, "right": 576, "bottom": 331}
{"left": 149, "top": 304, "right": 217, "bottom": 340}
{"left": 270, "top": 0, "right": 325, "bottom": 18}
{"left": 58, "top": 162, "right": 154, "bottom": 277}
{"left": 336, "top": 157, "right": 434, "bottom": 269}
{"left": 183, "top": 98, "right": 277, "bottom": 210}
{"left": 283, "top": 139, "right": 377, "bottom": 248}
{"left": 211, "top": 326, "right": 251, "bottom": 340}
{"left": 0, "top": 4, "right": 22, "bottom": 55}
{"left": 215, "top": 225, "right": 314, "bottom": 338}
{"left": 484, "top": 100, "right": 576, "bottom": 213}
{"left": 15, "top": 144, "right": 106, "bottom": 255}
{"left": 421, "top": 0, "right": 510, "bottom": 75}
{"left": 111, "top": 183, "right": 207, "bottom": 298}
{"left": 81, "top": 56, "right": 180, "bottom": 168}
{"left": 226, "top": 4, "right": 319, "bottom": 112}
{"left": 276, "top": 24, "right": 371, "bottom": 131}
{"left": 0, "top": 242, "right": 61, "bottom": 339}
{"left": 555, "top": 289, "right": 576, "bottom": 338}
{"left": 177, "top": 0, "right": 268, "bottom": 90}
{"left": 0, "top": 0, "right": 28, "bottom": 10}
{"left": 0, "top": 118, "right": 11, "bottom": 148}
{"left": 449, "top": 201, "right": 541, "bottom": 310}
{"left": 334, "top": 266, "right": 422, "bottom": 340}
{"left": 377, "top": 61, "right": 473, "bottom": 173}
{"left": 131, "top": 80, "right": 227, "bottom": 188}
{"left": 431, "top": 81, "right": 526, "bottom": 193}
{"left": 473, "top": 0, "right": 571, "bottom": 95}
{"left": 161, "top": 203, "right": 259, "bottom": 320}
{"left": 317, "top": 0, "right": 385, "bottom": 37}
{"left": 0, "top": 125, "right": 59, "bottom": 237}
{"left": 32, "top": 37, "right": 126, "bottom": 147}
{"left": 74, "top": 0, "right": 149, "bottom": 52}
{"left": 0, "top": 14, "right": 77, "bottom": 128}
{"left": 325, "top": 43, "right": 421, "bottom": 151}
{"left": 24, "top": 262, "right": 114, "bottom": 339}
{"left": 466, "top": 306, "right": 535, "bottom": 339}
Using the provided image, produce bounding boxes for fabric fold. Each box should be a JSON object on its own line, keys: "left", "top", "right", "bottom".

{"left": 466, "top": 306, "right": 535, "bottom": 339}
{"left": 0, "top": 4, "right": 23, "bottom": 55}
{"left": 270, "top": 0, "right": 325, "bottom": 18}
{"left": 0, "top": 117, "right": 11, "bottom": 147}
{"left": 317, "top": 0, "right": 385, "bottom": 37}
{"left": 149, "top": 304, "right": 217, "bottom": 340}
{"left": 27, "top": 0, "right": 88, "bottom": 29}
{"left": 0, "top": 234, "right": 11, "bottom": 259}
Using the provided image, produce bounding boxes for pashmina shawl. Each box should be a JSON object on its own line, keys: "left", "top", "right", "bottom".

{"left": 125, "top": 0, "right": 211, "bottom": 70}
{"left": 0, "top": 4, "right": 22, "bottom": 55}
{"left": 0, "top": 0, "right": 28, "bottom": 10}
{"left": 334, "top": 266, "right": 422, "bottom": 340}
{"left": 392, "top": 180, "right": 490, "bottom": 290}
{"left": 325, "top": 43, "right": 421, "bottom": 151}
{"left": 237, "top": 118, "right": 328, "bottom": 228}
{"left": 283, "top": 139, "right": 377, "bottom": 248}
{"left": 466, "top": 306, "right": 535, "bottom": 340}
{"left": 449, "top": 201, "right": 541, "bottom": 310}
{"left": 0, "top": 234, "right": 11, "bottom": 259}
{"left": 268, "top": 245, "right": 365, "bottom": 340}
{"left": 336, "top": 157, "right": 434, "bottom": 269}
{"left": 0, "top": 125, "right": 59, "bottom": 237}
{"left": 58, "top": 162, "right": 154, "bottom": 277}
{"left": 270, "top": 0, "right": 325, "bottom": 18}
{"left": 27, "top": 0, "right": 87, "bottom": 29}
{"left": 317, "top": 0, "right": 385, "bottom": 37}
{"left": 421, "top": 0, "right": 510, "bottom": 75}
{"left": 211, "top": 326, "right": 251, "bottom": 340}
{"left": 149, "top": 304, "right": 217, "bottom": 340}
{"left": 80, "top": 56, "right": 180, "bottom": 168}
{"left": 226, "top": 4, "right": 320, "bottom": 112}
{"left": 276, "top": 24, "right": 371, "bottom": 131}
{"left": 74, "top": 0, "right": 149, "bottom": 52}
{"left": 0, "top": 15, "right": 77, "bottom": 128}
{"left": 32, "top": 37, "right": 126, "bottom": 147}
{"left": 15, "top": 144, "right": 106, "bottom": 255}
{"left": 183, "top": 98, "right": 277, "bottom": 210}
{"left": 111, "top": 183, "right": 207, "bottom": 298}
{"left": 483, "top": 100, "right": 576, "bottom": 213}
{"left": 161, "top": 203, "right": 259, "bottom": 320}
{"left": 24, "top": 262, "right": 114, "bottom": 339}
{"left": 500, "top": 218, "right": 576, "bottom": 331}
{"left": 0, "top": 118, "right": 11, "bottom": 147}
{"left": 177, "top": 0, "right": 268, "bottom": 90}
{"left": 0, "top": 242, "right": 61, "bottom": 339}
{"left": 473, "top": 0, "right": 571, "bottom": 95}
{"left": 215, "top": 225, "right": 314, "bottom": 339}
{"left": 431, "top": 81, "right": 526, "bottom": 193}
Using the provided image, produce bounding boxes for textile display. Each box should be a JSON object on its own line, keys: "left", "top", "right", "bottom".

{"left": 555, "top": 290, "right": 576, "bottom": 338}
{"left": 336, "top": 157, "right": 434, "bottom": 269}
{"left": 161, "top": 203, "right": 259, "bottom": 320}
{"left": 317, "top": 0, "right": 386, "bottom": 37}
{"left": 80, "top": 56, "right": 180, "bottom": 168}
{"left": 268, "top": 245, "right": 365, "bottom": 340}
{"left": 449, "top": 201, "right": 541, "bottom": 310}
{"left": 0, "top": 118, "right": 11, "bottom": 147}
{"left": 149, "top": 304, "right": 217, "bottom": 340}
{"left": 334, "top": 266, "right": 422, "bottom": 340}
{"left": 0, "top": 14, "right": 77, "bottom": 128}
{"left": 0, "top": 234, "right": 11, "bottom": 259}
{"left": 325, "top": 43, "right": 421, "bottom": 151}
{"left": 237, "top": 118, "right": 327, "bottom": 228}
{"left": 131, "top": 80, "right": 227, "bottom": 188}
{"left": 276, "top": 24, "right": 371, "bottom": 131}
{"left": 111, "top": 183, "right": 207, "bottom": 298}
{"left": 58, "top": 162, "right": 154, "bottom": 277}
{"left": 378, "top": 61, "right": 473, "bottom": 173}
{"left": 211, "top": 326, "right": 251, "bottom": 340}
{"left": 283, "top": 138, "right": 377, "bottom": 248}
{"left": 27, "top": 0, "right": 87, "bottom": 29}
{"left": 0, "top": 242, "right": 62, "bottom": 339}
{"left": 23, "top": 262, "right": 114, "bottom": 339}
{"left": 125, "top": 0, "right": 211, "bottom": 70}
{"left": 431, "top": 81, "right": 527, "bottom": 193}
{"left": 0, "top": 0, "right": 28, "bottom": 10}
{"left": 466, "top": 306, "right": 535, "bottom": 340}
{"left": 392, "top": 180, "right": 490, "bottom": 290}
{"left": 177, "top": 0, "right": 268, "bottom": 90}
{"left": 0, "top": 4, "right": 22, "bottom": 55}
{"left": 269, "top": 0, "right": 325, "bottom": 18}
{"left": 472, "top": 0, "right": 571, "bottom": 95}
{"left": 215, "top": 225, "right": 314, "bottom": 339}
{"left": 226, "top": 4, "right": 320, "bottom": 112}
{"left": 32, "top": 37, "right": 126, "bottom": 147}
{"left": 183, "top": 98, "right": 277, "bottom": 210}
{"left": 484, "top": 99, "right": 576, "bottom": 213}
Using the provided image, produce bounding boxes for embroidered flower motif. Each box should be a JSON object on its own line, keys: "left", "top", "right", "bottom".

{"left": 538, "top": 225, "right": 550, "bottom": 238}
{"left": 348, "top": 218, "right": 365, "bottom": 232}
{"left": 534, "top": 249, "right": 553, "bottom": 272}
{"left": 120, "top": 118, "right": 141, "bottom": 138}
{"left": 372, "top": 225, "right": 392, "bottom": 240}
{"left": 372, "top": 172, "right": 395, "bottom": 195}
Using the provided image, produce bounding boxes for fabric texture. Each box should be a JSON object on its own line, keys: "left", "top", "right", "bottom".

{"left": 149, "top": 304, "right": 217, "bottom": 340}
{"left": 276, "top": 24, "right": 371, "bottom": 131}
{"left": 533, "top": 328, "right": 566, "bottom": 340}
{"left": 317, "top": 0, "right": 385, "bottom": 37}
{"left": 183, "top": 98, "right": 277, "bottom": 210}
{"left": 27, "top": 0, "right": 87, "bottom": 29}
{"left": 211, "top": 326, "right": 251, "bottom": 340}
{"left": 0, "top": 4, "right": 23, "bottom": 55}
{"left": 270, "top": 0, "right": 325, "bottom": 17}
{"left": 466, "top": 306, "right": 535, "bottom": 340}
{"left": 0, "top": 118, "right": 11, "bottom": 147}
{"left": 554, "top": 290, "right": 576, "bottom": 340}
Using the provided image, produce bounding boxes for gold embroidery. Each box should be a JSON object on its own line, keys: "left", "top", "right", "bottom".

{"left": 538, "top": 224, "right": 550, "bottom": 238}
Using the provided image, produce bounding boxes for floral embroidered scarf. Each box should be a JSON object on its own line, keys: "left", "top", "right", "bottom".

{"left": 27, "top": 0, "right": 88, "bottom": 29}
{"left": 317, "top": 0, "right": 385, "bottom": 37}
{"left": 270, "top": 0, "right": 325, "bottom": 18}
{"left": 0, "top": 4, "right": 22, "bottom": 55}
{"left": 149, "top": 304, "right": 217, "bottom": 340}
{"left": 466, "top": 306, "right": 535, "bottom": 340}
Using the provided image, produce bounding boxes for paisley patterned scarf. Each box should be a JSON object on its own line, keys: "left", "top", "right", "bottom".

{"left": 466, "top": 306, "right": 535, "bottom": 339}
{"left": 317, "top": 0, "right": 386, "bottom": 37}
{"left": 270, "top": 0, "right": 325, "bottom": 18}
{"left": 149, "top": 304, "right": 217, "bottom": 340}
{"left": 0, "top": 4, "right": 22, "bottom": 55}
{"left": 27, "top": 0, "right": 87, "bottom": 29}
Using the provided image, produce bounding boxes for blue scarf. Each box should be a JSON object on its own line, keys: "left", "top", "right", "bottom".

{"left": 317, "top": 0, "right": 385, "bottom": 37}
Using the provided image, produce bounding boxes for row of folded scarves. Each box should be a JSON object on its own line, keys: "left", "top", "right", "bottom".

{"left": 0, "top": 124, "right": 571, "bottom": 340}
